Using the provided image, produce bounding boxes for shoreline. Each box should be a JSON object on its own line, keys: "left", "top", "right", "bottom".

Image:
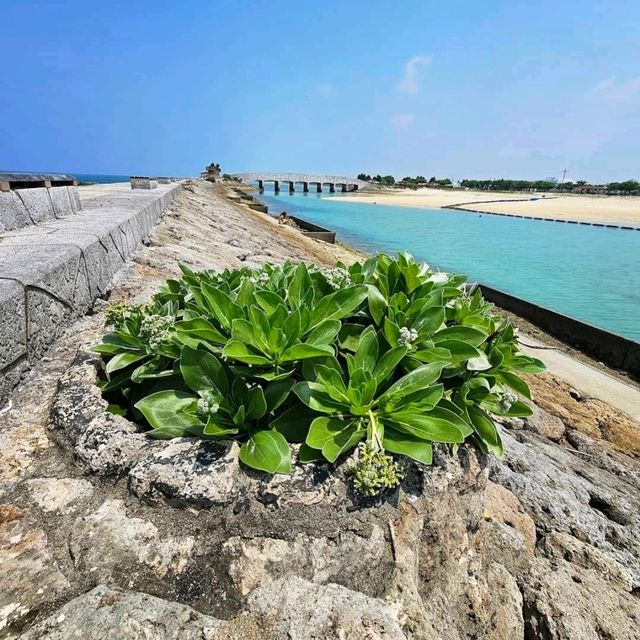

{"left": 330, "top": 187, "right": 640, "bottom": 227}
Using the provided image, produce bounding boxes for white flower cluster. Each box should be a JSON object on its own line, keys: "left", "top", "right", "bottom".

{"left": 398, "top": 326, "right": 418, "bottom": 347}
{"left": 500, "top": 391, "right": 519, "bottom": 411}
{"left": 249, "top": 271, "right": 270, "bottom": 286}
{"left": 197, "top": 394, "right": 220, "bottom": 419}
{"left": 139, "top": 314, "right": 173, "bottom": 349}
{"left": 324, "top": 267, "right": 351, "bottom": 290}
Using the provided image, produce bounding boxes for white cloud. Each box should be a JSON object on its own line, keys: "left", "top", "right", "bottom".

{"left": 586, "top": 75, "right": 640, "bottom": 107}
{"left": 391, "top": 113, "right": 415, "bottom": 130}
{"left": 396, "top": 55, "right": 432, "bottom": 94}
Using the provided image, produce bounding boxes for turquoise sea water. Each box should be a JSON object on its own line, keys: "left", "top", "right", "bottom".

{"left": 257, "top": 189, "right": 640, "bottom": 342}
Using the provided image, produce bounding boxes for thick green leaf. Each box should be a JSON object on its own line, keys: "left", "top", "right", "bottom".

{"left": 380, "top": 362, "right": 445, "bottom": 402}
{"left": 373, "top": 347, "right": 407, "bottom": 385}
{"left": 239, "top": 430, "right": 292, "bottom": 474}
{"left": 306, "top": 416, "right": 364, "bottom": 462}
{"left": 509, "top": 355, "right": 546, "bottom": 373}
{"left": 294, "top": 381, "right": 347, "bottom": 414}
{"left": 106, "top": 352, "right": 147, "bottom": 375}
{"left": 367, "top": 285, "right": 387, "bottom": 325}
{"left": 353, "top": 327, "right": 379, "bottom": 374}
{"left": 288, "top": 262, "right": 313, "bottom": 309}
{"left": 180, "top": 346, "right": 229, "bottom": 395}
{"left": 433, "top": 326, "right": 487, "bottom": 347}
{"left": 382, "top": 426, "right": 433, "bottom": 464}
{"left": 386, "top": 408, "right": 468, "bottom": 443}
{"left": 135, "top": 390, "right": 202, "bottom": 436}
{"left": 174, "top": 318, "right": 227, "bottom": 345}
{"left": 306, "top": 320, "right": 341, "bottom": 346}
{"left": 271, "top": 403, "right": 315, "bottom": 442}
{"left": 263, "top": 379, "right": 295, "bottom": 413}
{"left": 498, "top": 370, "right": 531, "bottom": 399}
{"left": 201, "top": 282, "right": 243, "bottom": 329}
{"left": 467, "top": 353, "right": 492, "bottom": 371}
{"left": 309, "top": 285, "right": 368, "bottom": 328}
{"left": 280, "top": 343, "right": 334, "bottom": 362}
{"left": 467, "top": 405, "right": 500, "bottom": 447}
{"left": 223, "top": 341, "right": 272, "bottom": 365}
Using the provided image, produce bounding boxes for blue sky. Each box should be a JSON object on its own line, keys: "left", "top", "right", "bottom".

{"left": 1, "top": 0, "right": 639, "bottom": 182}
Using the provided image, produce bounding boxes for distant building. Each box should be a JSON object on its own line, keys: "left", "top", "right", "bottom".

{"left": 572, "top": 184, "right": 608, "bottom": 195}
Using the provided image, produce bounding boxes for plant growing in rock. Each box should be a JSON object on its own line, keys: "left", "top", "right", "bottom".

{"left": 94, "top": 253, "right": 545, "bottom": 495}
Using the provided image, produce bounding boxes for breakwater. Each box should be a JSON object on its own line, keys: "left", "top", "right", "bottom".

{"left": 0, "top": 174, "right": 181, "bottom": 403}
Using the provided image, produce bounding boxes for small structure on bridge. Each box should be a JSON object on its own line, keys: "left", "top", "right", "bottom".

{"left": 232, "top": 172, "right": 368, "bottom": 193}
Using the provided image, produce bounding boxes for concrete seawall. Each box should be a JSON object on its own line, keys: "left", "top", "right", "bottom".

{"left": 0, "top": 182, "right": 181, "bottom": 403}
{"left": 479, "top": 283, "right": 640, "bottom": 379}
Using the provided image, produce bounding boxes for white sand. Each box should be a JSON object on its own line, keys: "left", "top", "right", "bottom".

{"left": 331, "top": 188, "right": 640, "bottom": 226}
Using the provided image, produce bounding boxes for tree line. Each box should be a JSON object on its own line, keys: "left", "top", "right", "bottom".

{"left": 460, "top": 178, "right": 640, "bottom": 194}
{"left": 357, "top": 174, "right": 452, "bottom": 187}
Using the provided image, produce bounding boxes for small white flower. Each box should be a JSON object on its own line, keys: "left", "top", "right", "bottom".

{"left": 324, "top": 267, "right": 351, "bottom": 290}
{"left": 398, "top": 326, "right": 419, "bottom": 347}
{"left": 197, "top": 395, "right": 220, "bottom": 419}
{"left": 500, "top": 391, "right": 518, "bottom": 411}
{"left": 139, "top": 314, "right": 173, "bottom": 349}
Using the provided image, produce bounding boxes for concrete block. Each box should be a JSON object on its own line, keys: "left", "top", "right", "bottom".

{"left": 49, "top": 186, "right": 74, "bottom": 219}
{"left": 130, "top": 177, "right": 158, "bottom": 190}
{"left": 67, "top": 186, "right": 82, "bottom": 212}
{"left": 16, "top": 187, "right": 55, "bottom": 224}
{"left": 0, "top": 279, "right": 27, "bottom": 370}
{"left": 0, "top": 245, "right": 85, "bottom": 311}
{"left": 0, "top": 191, "right": 32, "bottom": 232}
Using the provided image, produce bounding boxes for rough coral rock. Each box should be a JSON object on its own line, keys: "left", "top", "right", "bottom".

{"left": 25, "top": 477, "right": 94, "bottom": 514}
{"left": 128, "top": 439, "right": 240, "bottom": 507}
{"left": 19, "top": 584, "right": 222, "bottom": 640}
{"left": 68, "top": 499, "right": 195, "bottom": 581}
{"left": 247, "top": 576, "right": 407, "bottom": 640}
{"left": 222, "top": 525, "right": 386, "bottom": 596}
{"left": 0, "top": 505, "right": 70, "bottom": 635}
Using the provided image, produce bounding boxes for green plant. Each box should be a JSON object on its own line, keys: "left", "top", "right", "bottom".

{"left": 94, "top": 254, "right": 545, "bottom": 495}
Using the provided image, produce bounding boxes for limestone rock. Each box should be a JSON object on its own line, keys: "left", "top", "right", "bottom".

{"left": 484, "top": 480, "right": 536, "bottom": 553}
{"left": 20, "top": 584, "right": 221, "bottom": 640}
{"left": 522, "top": 558, "right": 640, "bottom": 639}
{"left": 128, "top": 439, "right": 239, "bottom": 508}
{"left": 247, "top": 576, "right": 406, "bottom": 640}
{"left": 68, "top": 499, "right": 194, "bottom": 582}
{"left": 25, "top": 477, "right": 94, "bottom": 514}
{"left": 73, "top": 413, "right": 158, "bottom": 478}
{"left": 543, "top": 531, "right": 633, "bottom": 591}
{"left": 523, "top": 405, "right": 565, "bottom": 441}
{"left": 0, "top": 505, "right": 70, "bottom": 635}
{"left": 222, "top": 525, "right": 386, "bottom": 596}
{"left": 489, "top": 428, "right": 640, "bottom": 588}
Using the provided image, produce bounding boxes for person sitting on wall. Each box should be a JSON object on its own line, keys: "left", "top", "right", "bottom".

{"left": 278, "top": 211, "right": 289, "bottom": 225}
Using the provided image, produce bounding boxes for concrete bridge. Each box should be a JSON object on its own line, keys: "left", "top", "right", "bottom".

{"left": 232, "top": 172, "right": 368, "bottom": 193}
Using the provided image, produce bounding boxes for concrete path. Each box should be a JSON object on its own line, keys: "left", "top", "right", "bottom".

{"left": 521, "top": 336, "right": 640, "bottom": 420}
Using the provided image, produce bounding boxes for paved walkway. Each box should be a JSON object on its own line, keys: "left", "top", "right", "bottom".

{"left": 521, "top": 336, "right": 640, "bottom": 420}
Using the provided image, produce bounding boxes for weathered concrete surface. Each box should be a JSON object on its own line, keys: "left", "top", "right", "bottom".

{"left": 0, "top": 181, "right": 638, "bottom": 639}
{"left": 0, "top": 183, "right": 181, "bottom": 404}
{"left": 0, "top": 192, "right": 32, "bottom": 232}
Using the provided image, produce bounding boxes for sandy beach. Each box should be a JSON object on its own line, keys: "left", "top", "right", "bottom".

{"left": 332, "top": 188, "right": 640, "bottom": 227}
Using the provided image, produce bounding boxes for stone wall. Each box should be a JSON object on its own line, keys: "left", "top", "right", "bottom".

{"left": 0, "top": 182, "right": 181, "bottom": 404}
{"left": 0, "top": 182, "right": 81, "bottom": 232}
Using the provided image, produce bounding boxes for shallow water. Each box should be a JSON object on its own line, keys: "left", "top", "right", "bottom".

{"left": 258, "top": 189, "right": 640, "bottom": 341}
